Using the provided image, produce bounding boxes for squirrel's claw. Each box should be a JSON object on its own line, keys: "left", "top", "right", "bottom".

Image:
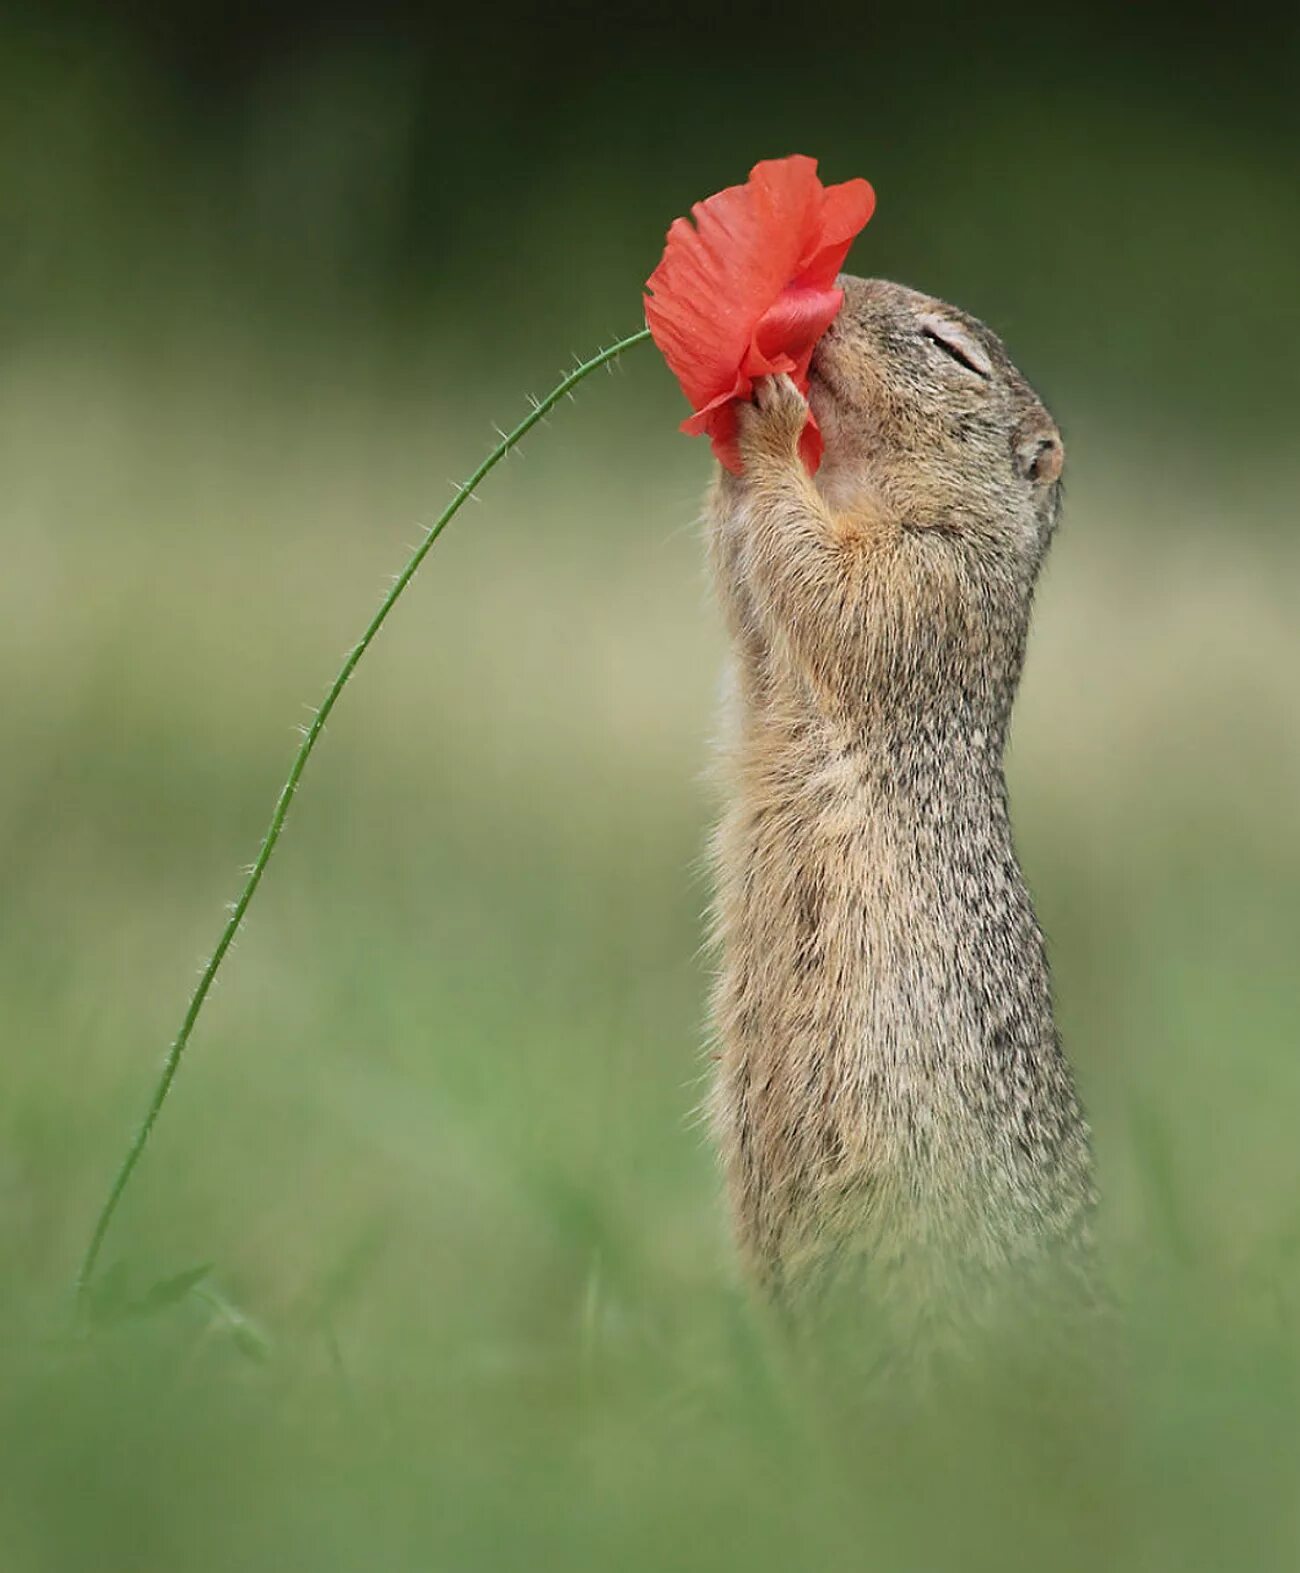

{"left": 737, "top": 374, "right": 809, "bottom": 473}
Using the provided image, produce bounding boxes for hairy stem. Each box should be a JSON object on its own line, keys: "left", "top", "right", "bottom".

{"left": 74, "top": 326, "right": 653, "bottom": 1307}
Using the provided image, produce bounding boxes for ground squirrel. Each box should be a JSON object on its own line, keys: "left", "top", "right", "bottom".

{"left": 705, "top": 276, "right": 1095, "bottom": 1339}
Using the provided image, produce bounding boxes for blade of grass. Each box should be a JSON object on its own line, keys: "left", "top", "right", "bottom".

{"left": 73, "top": 327, "right": 654, "bottom": 1309}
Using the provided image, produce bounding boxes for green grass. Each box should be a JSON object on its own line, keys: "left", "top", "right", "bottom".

{"left": 3, "top": 324, "right": 1299, "bottom": 1571}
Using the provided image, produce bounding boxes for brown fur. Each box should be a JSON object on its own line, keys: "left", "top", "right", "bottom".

{"left": 705, "top": 276, "right": 1095, "bottom": 1340}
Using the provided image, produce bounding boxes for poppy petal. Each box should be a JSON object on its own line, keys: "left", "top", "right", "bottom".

{"left": 798, "top": 179, "right": 876, "bottom": 287}
{"left": 749, "top": 285, "right": 845, "bottom": 375}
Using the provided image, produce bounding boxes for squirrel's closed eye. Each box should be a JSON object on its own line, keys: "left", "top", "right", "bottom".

{"left": 918, "top": 314, "right": 992, "bottom": 379}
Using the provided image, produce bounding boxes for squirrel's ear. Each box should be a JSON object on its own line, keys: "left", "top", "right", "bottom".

{"left": 1014, "top": 425, "right": 1064, "bottom": 485}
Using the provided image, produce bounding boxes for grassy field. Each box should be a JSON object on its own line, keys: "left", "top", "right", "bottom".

{"left": 2, "top": 308, "right": 1298, "bottom": 1570}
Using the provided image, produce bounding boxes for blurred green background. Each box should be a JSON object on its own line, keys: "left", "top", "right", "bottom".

{"left": 3, "top": 3, "right": 1298, "bottom": 1568}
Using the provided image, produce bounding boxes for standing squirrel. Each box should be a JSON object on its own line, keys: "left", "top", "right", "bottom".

{"left": 705, "top": 276, "right": 1095, "bottom": 1337}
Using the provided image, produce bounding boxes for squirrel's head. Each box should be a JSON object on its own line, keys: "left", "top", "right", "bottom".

{"left": 810, "top": 276, "right": 1064, "bottom": 572}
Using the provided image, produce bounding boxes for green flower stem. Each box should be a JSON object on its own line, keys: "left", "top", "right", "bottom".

{"left": 74, "top": 325, "right": 654, "bottom": 1308}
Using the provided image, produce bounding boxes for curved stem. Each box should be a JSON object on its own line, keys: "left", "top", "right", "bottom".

{"left": 74, "top": 326, "right": 654, "bottom": 1307}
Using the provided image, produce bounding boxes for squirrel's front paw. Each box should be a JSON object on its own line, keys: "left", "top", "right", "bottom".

{"left": 736, "top": 374, "right": 809, "bottom": 474}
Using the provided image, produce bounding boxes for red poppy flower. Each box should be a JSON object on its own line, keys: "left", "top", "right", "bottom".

{"left": 644, "top": 155, "right": 876, "bottom": 475}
